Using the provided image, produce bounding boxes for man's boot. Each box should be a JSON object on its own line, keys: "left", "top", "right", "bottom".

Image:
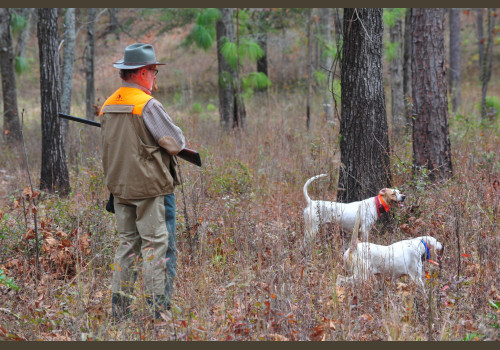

{"left": 112, "top": 292, "right": 132, "bottom": 323}
{"left": 146, "top": 295, "right": 168, "bottom": 320}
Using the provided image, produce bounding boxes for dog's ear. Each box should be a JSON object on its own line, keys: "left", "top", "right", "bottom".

{"left": 379, "top": 188, "right": 387, "bottom": 195}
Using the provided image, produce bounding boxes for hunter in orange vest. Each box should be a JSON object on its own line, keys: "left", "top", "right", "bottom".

{"left": 100, "top": 43, "right": 186, "bottom": 322}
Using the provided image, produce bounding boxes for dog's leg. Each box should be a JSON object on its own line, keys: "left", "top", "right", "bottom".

{"left": 303, "top": 208, "right": 314, "bottom": 243}
{"left": 303, "top": 213, "right": 318, "bottom": 245}
{"left": 412, "top": 261, "right": 426, "bottom": 292}
{"left": 419, "top": 277, "right": 425, "bottom": 292}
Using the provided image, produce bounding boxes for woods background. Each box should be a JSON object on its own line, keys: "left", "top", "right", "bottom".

{"left": 0, "top": 8, "right": 499, "bottom": 341}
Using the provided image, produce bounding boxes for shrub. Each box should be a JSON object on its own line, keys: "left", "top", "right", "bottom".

{"left": 206, "top": 160, "right": 253, "bottom": 196}
{"left": 0, "top": 268, "right": 20, "bottom": 290}
{"left": 191, "top": 102, "right": 204, "bottom": 114}
{"left": 485, "top": 96, "right": 500, "bottom": 119}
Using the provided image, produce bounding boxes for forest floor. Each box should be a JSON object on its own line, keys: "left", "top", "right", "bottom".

{"left": 1, "top": 12, "right": 499, "bottom": 340}
{"left": 1, "top": 87, "right": 498, "bottom": 340}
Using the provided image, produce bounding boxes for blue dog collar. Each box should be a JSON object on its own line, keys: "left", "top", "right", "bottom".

{"left": 421, "top": 240, "right": 430, "bottom": 260}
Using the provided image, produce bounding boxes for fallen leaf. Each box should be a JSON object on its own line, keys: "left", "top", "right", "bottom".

{"left": 55, "top": 229, "right": 68, "bottom": 238}
{"left": 270, "top": 334, "right": 289, "bottom": 341}
{"left": 359, "top": 313, "right": 374, "bottom": 322}
{"left": 23, "top": 229, "right": 36, "bottom": 240}
{"left": 309, "top": 324, "right": 325, "bottom": 341}
{"left": 335, "top": 285, "right": 345, "bottom": 302}
{"left": 23, "top": 186, "right": 32, "bottom": 198}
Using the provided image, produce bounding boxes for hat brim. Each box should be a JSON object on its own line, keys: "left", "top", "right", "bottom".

{"left": 113, "top": 59, "right": 165, "bottom": 69}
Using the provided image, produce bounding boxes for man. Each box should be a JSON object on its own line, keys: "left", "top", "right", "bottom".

{"left": 99, "top": 43, "right": 185, "bottom": 321}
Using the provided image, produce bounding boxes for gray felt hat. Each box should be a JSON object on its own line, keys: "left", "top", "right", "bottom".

{"left": 113, "top": 43, "right": 165, "bottom": 69}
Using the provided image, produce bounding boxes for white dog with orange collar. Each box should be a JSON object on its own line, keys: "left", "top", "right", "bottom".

{"left": 303, "top": 174, "right": 406, "bottom": 244}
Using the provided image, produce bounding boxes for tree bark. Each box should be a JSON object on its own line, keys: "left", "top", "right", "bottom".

{"left": 411, "top": 8, "right": 453, "bottom": 181}
{"left": 216, "top": 8, "right": 246, "bottom": 130}
{"left": 449, "top": 8, "right": 462, "bottom": 114}
{"left": 477, "top": 9, "right": 484, "bottom": 71}
{"left": 0, "top": 8, "right": 22, "bottom": 143}
{"left": 306, "top": 8, "right": 312, "bottom": 130}
{"left": 61, "top": 8, "right": 75, "bottom": 139}
{"left": 37, "top": 8, "right": 70, "bottom": 195}
{"left": 333, "top": 8, "right": 343, "bottom": 40}
{"left": 252, "top": 9, "right": 269, "bottom": 94}
{"left": 14, "top": 8, "right": 33, "bottom": 64}
{"left": 107, "top": 8, "right": 120, "bottom": 40}
{"left": 338, "top": 8, "right": 391, "bottom": 203}
{"left": 85, "top": 8, "right": 96, "bottom": 121}
{"left": 319, "top": 8, "right": 334, "bottom": 122}
{"left": 480, "top": 8, "right": 496, "bottom": 120}
{"left": 256, "top": 31, "right": 268, "bottom": 92}
{"left": 389, "top": 14, "right": 405, "bottom": 139}
{"left": 403, "top": 9, "right": 412, "bottom": 126}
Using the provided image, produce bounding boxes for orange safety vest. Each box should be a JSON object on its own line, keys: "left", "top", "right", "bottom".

{"left": 100, "top": 86, "right": 153, "bottom": 116}
{"left": 99, "top": 87, "right": 179, "bottom": 199}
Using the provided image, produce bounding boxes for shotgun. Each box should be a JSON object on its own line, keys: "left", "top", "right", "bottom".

{"left": 58, "top": 113, "right": 201, "bottom": 167}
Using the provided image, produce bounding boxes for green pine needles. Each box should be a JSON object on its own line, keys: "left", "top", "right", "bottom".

{"left": 186, "top": 8, "right": 221, "bottom": 51}
{"left": 186, "top": 8, "right": 271, "bottom": 97}
{"left": 383, "top": 8, "right": 406, "bottom": 28}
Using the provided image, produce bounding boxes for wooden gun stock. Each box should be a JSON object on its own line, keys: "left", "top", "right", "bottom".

{"left": 176, "top": 148, "right": 201, "bottom": 167}
{"left": 58, "top": 113, "right": 201, "bottom": 167}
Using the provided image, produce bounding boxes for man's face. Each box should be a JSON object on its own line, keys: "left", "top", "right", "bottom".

{"left": 139, "top": 65, "right": 158, "bottom": 91}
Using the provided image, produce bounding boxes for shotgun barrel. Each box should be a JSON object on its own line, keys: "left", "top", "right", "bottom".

{"left": 58, "top": 113, "right": 201, "bottom": 167}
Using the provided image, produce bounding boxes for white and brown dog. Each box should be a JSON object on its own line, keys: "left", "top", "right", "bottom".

{"left": 341, "top": 235, "right": 444, "bottom": 290}
{"left": 303, "top": 174, "right": 406, "bottom": 244}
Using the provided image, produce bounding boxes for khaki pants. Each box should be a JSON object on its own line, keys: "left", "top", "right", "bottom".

{"left": 111, "top": 195, "right": 168, "bottom": 296}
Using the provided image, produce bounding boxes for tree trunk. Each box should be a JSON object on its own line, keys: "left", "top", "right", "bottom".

{"left": 252, "top": 9, "right": 269, "bottom": 94}
{"left": 14, "top": 8, "right": 33, "bottom": 64}
{"left": 37, "top": 8, "right": 70, "bottom": 195}
{"left": 480, "top": 8, "right": 496, "bottom": 120}
{"left": 333, "top": 8, "right": 343, "bottom": 41}
{"left": 306, "top": 8, "right": 312, "bottom": 130}
{"left": 314, "top": 13, "right": 320, "bottom": 71}
{"left": 389, "top": 14, "right": 405, "bottom": 139}
{"left": 319, "top": 8, "right": 334, "bottom": 122}
{"left": 216, "top": 8, "right": 246, "bottom": 130}
{"left": 256, "top": 31, "right": 268, "bottom": 92}
{"left": 403, "top": 9, "right": 412, "bottom": 126}
{"left": 477, "top": 9, "right": 484, "bottom": 71}
{"left": 61, "top": 8, "right": 75, "bottom": 139}
{"left": 411, "top": 8, "right": 453, "bottom": 181}
{"left": 0, "top": 8, "right": 22, "bottom": 143}
{"left": 233, "top": 9, "right": 246, "bottom": 128}
{"left": 338, "top": 8, "right": 391, "bottom": 203}
{"left": 85, "top": 8, "right": 96, "bottom": 121}
{"left": 449, "top": 8, "right": 462, "bottom": 114}
{"left": 108, "top": 8, "right": 120, "bottom": 40}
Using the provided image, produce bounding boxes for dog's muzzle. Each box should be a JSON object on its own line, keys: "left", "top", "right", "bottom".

{"left": 397, "top": 194, "right": 406, "bottom": 208}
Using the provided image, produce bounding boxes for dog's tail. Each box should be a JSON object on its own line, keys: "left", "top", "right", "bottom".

{"left": 303, "top": 173, "right": 328, "bottom": 205}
